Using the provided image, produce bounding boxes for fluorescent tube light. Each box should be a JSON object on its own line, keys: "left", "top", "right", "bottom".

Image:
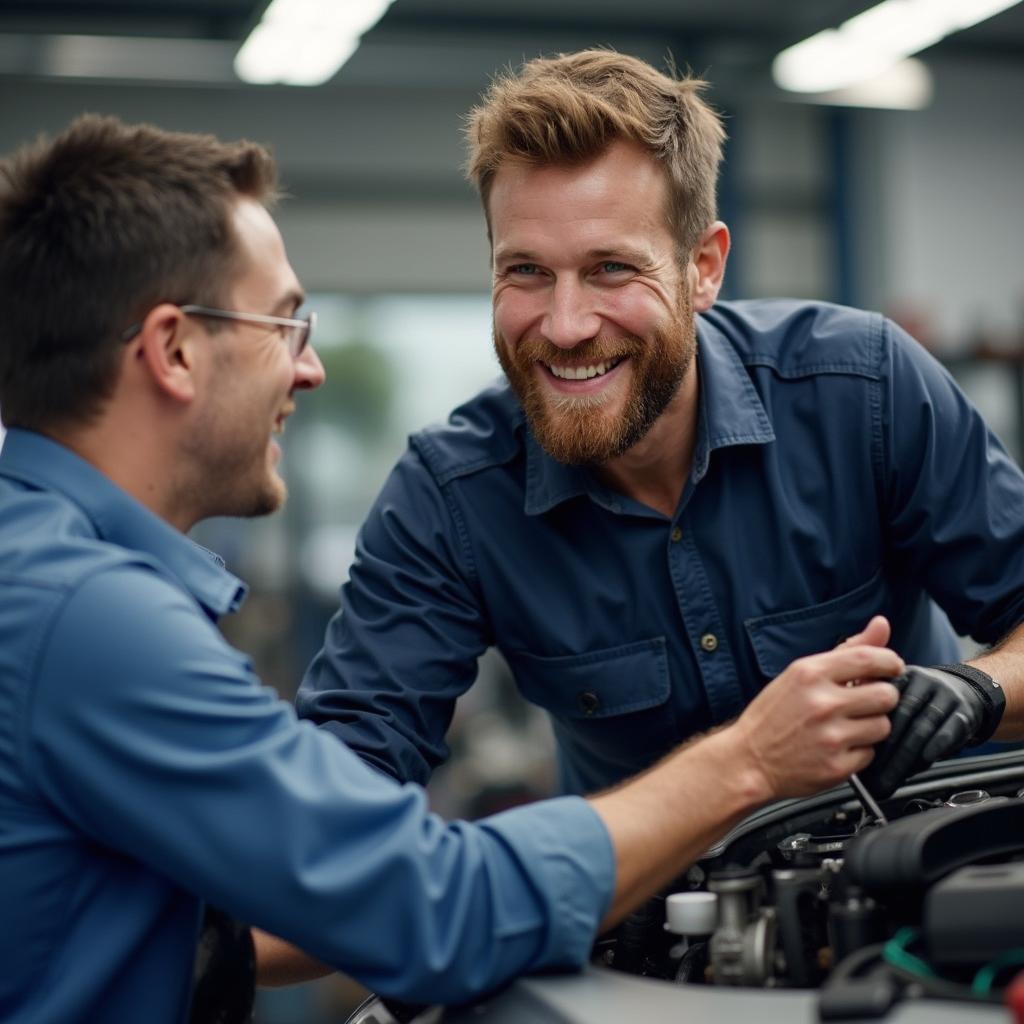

{"left": 235, "top": 0, "right": 395, "bottom": 86}
{"left": 774, "top": 0, "right": 1023, "bottom": 94}
{"left": 795, "top": 57, "right": 933, "bottom": 110}
{"left": 40, "top": 34, "right": 235, "bottom": 83}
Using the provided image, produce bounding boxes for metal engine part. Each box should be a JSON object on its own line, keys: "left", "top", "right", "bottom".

{"left": 707, "top": 868, "right": 777, "bottom": 986}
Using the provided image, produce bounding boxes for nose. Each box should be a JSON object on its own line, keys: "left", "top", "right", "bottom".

{"left": 541, "top": 278, "right": 602, "bottom": 349}
{"left": 293, "top": 343, "right": 326, "bottom": 391}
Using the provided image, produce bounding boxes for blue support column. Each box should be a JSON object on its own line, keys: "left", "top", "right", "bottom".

{"left": 829, "top": 108, "right": 856, "bottom": 307}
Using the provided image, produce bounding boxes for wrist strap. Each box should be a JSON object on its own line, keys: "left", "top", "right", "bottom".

{"left": 932, "top": 662, "right": 1006, "bottom": 744}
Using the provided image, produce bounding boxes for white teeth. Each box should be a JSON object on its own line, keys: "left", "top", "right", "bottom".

{"left": 548, "top": 359, "right": 620, "bottom": 381}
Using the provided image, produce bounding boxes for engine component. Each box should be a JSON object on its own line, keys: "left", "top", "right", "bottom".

{"left": 773, "top": 868, "right": 827, "bottom": 987}
{"left": 828, "top": 887, "right": 887, "bottom": 967}
{"left": 707, "top": 868, "right": 776, "bottom": 986}
{"left": 844, "top": 797, "right": 1024, "bottom": 895}
{"left": 944, "top": 788, "right": 991, "bottom": 807}
{"left": 778, "top": 831, "right": 849, "bottom": 867}
{"left": 664, "top": 891, "right": 718, "bottom": 936}
{"left": 924, "top": 861, "right": 1024, "bottom": 965}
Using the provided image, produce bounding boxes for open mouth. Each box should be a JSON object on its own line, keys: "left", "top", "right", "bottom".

{"left": 272, "top": 405, "right": 295, "bottom": 435}
{"left": 544, "top": 356, "right": 625, "bottom": 381}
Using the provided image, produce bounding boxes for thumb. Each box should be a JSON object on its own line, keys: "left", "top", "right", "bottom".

{"left": 838, "top": 615, "right": 891, "bottom": 650}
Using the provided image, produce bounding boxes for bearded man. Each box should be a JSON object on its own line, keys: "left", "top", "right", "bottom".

{"left": 298, "top": 50, "right": 1024, "bottom": 802}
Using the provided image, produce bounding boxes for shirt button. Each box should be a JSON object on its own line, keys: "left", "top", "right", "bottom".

{"left": 700, "top": 632, "right": 719, "bottom": 653}
{"left": 670, "top": 527, "right": 683, "bottom": 542}
{"left": 577, "top": 690, "right": 601, "bottom": 716}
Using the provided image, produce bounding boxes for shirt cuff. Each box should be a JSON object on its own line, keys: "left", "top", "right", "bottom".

{"left": 482, "top": 795, "right": 615, "bottom": 970}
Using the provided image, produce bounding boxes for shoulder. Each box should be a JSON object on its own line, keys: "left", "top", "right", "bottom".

{"left": 0, "top": 483, "right": 162, "bottom": 596}
{"left": 407, "top": 379, "right": 526, "bottom": 486}
{"left": 0, "top": 485, "right": 219, "bottom": 668}
{"left": 703, "top": 299, "right": 889, "bottom": 380}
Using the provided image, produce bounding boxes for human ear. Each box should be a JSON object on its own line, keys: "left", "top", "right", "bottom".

{"left": 132, "top": 304, "right": 199, "bottom": 404}
{"left": 690, "top": 221, "right": 730, "bottom": 312}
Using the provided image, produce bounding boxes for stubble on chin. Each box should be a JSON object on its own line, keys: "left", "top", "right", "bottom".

{"left": 179, "top": 426, "right": 288, "bottom": 522}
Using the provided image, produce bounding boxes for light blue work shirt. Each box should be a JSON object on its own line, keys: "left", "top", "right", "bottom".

{"left": 0, "top": 429, "right": 613, "bottom": 1022}
{"left": 299, "top": 300, "right": 1024, "bottom": 795}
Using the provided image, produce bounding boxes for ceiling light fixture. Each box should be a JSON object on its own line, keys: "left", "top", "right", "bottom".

{"left": 798, "top": 57, "right": 933, "bottom": 110}
{"left": 773, "top": 0, "right": 1022, "bottom": 95}
{"left": 235, "top": 0, "right": 396, "bottom": 86}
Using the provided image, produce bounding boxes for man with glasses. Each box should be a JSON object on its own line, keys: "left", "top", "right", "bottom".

{"left": 0, "top": 114, "right": 904, "bottom": 1021}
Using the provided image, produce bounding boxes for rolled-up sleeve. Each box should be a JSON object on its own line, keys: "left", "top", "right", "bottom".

{"left": 23, "top": 565, "right": 615, "bottom": 1005}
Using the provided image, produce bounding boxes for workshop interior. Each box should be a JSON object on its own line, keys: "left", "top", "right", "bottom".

{"left": 1, "top": 1, "right": 1023, "bottom": 1022}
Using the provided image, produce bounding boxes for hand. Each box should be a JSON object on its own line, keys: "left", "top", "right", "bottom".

{"left": 731, "top": 643, "right": 903, "bottom": 801}
{"left": 859, "top": 665, "right": 1000, "bottom": 798}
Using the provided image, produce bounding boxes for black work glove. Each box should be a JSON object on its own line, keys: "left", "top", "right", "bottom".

{"left": 859, "top": 663, "right": 1005, "bottom": 799}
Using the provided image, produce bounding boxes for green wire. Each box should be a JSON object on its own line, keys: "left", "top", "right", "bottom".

{"left": 882, "top": 927, "right": 936, "bottom": 979}
{"left": 972, "top": 950, "right": 1024, "bottom": 996}
{"left": 883, "top": 929, "right": 1024, "bottom": 997}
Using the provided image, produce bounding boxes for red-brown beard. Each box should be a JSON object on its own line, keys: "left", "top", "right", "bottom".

{"left": 494, "top": 294, "right": 697, "bottom": 465}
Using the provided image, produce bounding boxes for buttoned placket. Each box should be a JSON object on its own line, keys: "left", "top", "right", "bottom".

{"left": 666, "top": 511, "right": 745, "bottom": 723}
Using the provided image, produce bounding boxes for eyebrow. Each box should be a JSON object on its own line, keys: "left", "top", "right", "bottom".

{"left": 492, "top": 249, "right": 538, "bottom": 265}
{"left": 584, "top": 246, "right": 656, "bottom": 266}
{"left": 492, "top": 246, "right": 656, "bottom": 267}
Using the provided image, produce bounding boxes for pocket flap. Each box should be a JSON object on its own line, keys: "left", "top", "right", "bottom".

{"left": 744, "top": 571, "right": 887, "bottom": 679}
{"left": 505, "top": 637, "right": 670, "bottom": 720}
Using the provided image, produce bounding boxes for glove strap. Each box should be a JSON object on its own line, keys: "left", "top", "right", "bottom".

{"left": 932, "top": 662, "right": 1006, "bottom": 744}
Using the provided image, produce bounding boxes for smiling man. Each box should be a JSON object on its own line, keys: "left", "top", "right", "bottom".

{"left": 299, "top": 49, "right": 1024, "bottom": 802}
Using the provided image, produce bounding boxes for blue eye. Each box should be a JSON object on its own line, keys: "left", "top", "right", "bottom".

{"left": 508, "top": 264, "right": 541, "bottom": 275}
{"left": 601, "top": 261, "right": 631, "bottom": 274}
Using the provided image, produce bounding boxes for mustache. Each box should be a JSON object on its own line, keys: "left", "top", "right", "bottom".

{"left": 500, "top": 332, "right": 644, "bottom": 366}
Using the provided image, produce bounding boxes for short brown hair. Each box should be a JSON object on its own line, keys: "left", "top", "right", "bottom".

{"left": 465, "top": 49, "right": 726, "bottom": 255}
{"left": 0, "top": 114, "right": 278, "bottom": 431}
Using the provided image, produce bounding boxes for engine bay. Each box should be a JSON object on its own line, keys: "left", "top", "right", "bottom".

{"left": 597, "top": 751, "right": 1024, "bottom": 1019}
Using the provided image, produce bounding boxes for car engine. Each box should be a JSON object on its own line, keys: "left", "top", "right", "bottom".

{"left": 596, "top": 751, "right": 1024, "bottom": 1018}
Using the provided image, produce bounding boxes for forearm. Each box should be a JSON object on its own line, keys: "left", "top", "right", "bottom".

{"left": 968, "top": 621, "right": 1024, "bottom": 739}
{"left": 591, "top": 728, "right": 767, "bottom": 930}
{"left": 253, "top": 929, "right": 331, "bottom": 987}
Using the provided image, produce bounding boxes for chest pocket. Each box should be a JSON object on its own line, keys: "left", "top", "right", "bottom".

{"left": 503, "top": 638, "right": 676, "bottom": 779}
{"left": 744, "top": 569, "right": 889, "bottom": 679}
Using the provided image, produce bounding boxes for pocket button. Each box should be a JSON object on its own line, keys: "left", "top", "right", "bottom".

{"left": 577, "top": 690, "right": 601, "bottom": 716}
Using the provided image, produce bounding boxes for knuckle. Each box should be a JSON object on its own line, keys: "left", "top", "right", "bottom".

{"left": 817, "top": 729, "right": 841, "bottom": 756}
{"left": 807, "top": 690, "right": 838, "bottom": 721}
{"left": 787, "top": 658, "right": 815, "bottom": 686}
{"left": 850, "top": 647, "right": 875, "bottom": 670}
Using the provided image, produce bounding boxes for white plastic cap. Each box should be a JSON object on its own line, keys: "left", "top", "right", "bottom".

{"left": 665, "top": 891, "right": 719, "bottom": 935}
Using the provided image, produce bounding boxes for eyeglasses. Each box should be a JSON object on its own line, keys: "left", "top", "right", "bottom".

{"left": 121, "top": 304, "right": 316, "bottom": 359}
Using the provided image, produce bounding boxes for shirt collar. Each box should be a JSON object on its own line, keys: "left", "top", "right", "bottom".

{"left": 0, "top": 428, "right": 247, "bottom": 616}
{"left": 690, "top": 311, "right": 775, "bottom": 480}
{"left": 523, "top": 311, "right": 775, "bottom": 516}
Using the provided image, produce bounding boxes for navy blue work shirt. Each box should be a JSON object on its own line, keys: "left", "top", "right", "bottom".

{"left": 299, "top": 300, "right": 1024, "bottom": 795}
{"left": 0, "top": 430, "right": 613, "bottom": 1023}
